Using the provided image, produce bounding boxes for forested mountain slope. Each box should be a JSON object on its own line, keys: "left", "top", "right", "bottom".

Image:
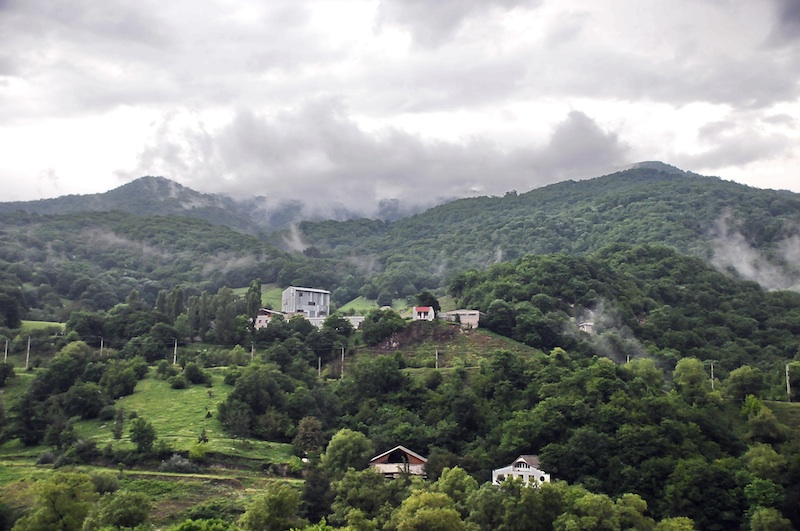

{"left": 0, "top": 210, "right": 353, "bottom": 320}
{"left": 296, "top": 166, "right": 800, "bottom": 298}
{"left": 450, "top": 244, "right": 800, "bottom": 372}
{"left": 0, "top": 177, "right": 272, "bottom": 233}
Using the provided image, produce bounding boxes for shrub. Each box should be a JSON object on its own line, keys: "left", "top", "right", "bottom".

{"left": 184, "top": 362, "right": 211, "bottom": 385}
{"left": 37, "top": 452, "right": 55, "bottom": 465}
{"left": 90, "top": 470, "right": 120, "bottom": 495}
{"left": 159, "top": 454, "right": 198, "bottom": 473}
{"left": 98, "top": 405, "right": 117, "bottom": 422}
{"left": 170, "top": 374, "right": 189, "bottom": 389}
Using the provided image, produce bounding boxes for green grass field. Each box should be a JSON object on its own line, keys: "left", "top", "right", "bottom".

{"left": 77, "top": 370, "right": 292, "bottom": 462}
{"left": 20, "top": 320, "right": 65, "bottom": 332}
{"left": 339, "top": 296, "right": 378, "bottom": 313}
{"left": 232, "top": 283, "right": 283, "bottom": 310}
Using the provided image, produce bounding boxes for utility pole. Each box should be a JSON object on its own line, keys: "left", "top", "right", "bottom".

{"left": 251, "top": 342, "right": 255, "bottom": 362}
{"left": 318, "top": 356, "right": 322, "bottom": 378}
{"left": 3, "top": 339, "right": 7, "bottom": 362}
{"left": 100, "top": 337, "right": 104, "bottom": 357}
{"left": 710, "top": 361, "right": 715, "bottom": 391}
{"left": 173, "top": 338, "right": 178, "bottom": 365}
{"left": 341, "top": 346, "right": 345, "bottom": 378}
{"left": 25, "top": 336, "right": 31, "bottom": 370}
{"left": 435, "top": 349, "right": 439, "bottom": 369}
{"left": 787, "top": 364, "right": 792, "bottom": 403}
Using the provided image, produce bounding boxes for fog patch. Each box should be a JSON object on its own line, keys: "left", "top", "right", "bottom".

{"left": 281, "top": 224, "right": 308, "bottom": 253}
{"left": 82, "top": 228, "right": 171, "bottom": 260}
{"left": 710, "top": 214, "right": 800, "bottom": 290}
{"left": 201, "top": 253, "right": 258, "bottom": 275}
{"left": 576, "top": 302, "right": 647, "bottom": 364}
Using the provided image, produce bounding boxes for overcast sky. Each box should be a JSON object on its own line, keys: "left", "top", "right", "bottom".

{"left": 1, "top": 0, "right": 799, "bottom": 216}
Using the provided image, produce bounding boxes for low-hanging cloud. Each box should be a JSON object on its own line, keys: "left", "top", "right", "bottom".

{"left": 126, "top": 102, "right": 628, "bottom": 218}
{"left": 710, "top": 213, "right": 800, "bottom": 290}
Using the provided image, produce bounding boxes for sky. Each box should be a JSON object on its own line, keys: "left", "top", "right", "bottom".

{"left": 1, "top": 0, "right": 799, "bottom": 217}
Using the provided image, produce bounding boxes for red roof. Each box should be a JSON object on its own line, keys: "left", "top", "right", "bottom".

{"left": 415, "top": 306, "right": 433, "bottom": 312}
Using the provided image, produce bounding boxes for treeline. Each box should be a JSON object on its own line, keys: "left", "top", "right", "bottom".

{"left": 296, "top": 167, "right": 800, "bottom": 301}
{"left": 0, "top": 210, "right": 364, "bottom": 322}
{"left": 451, "top": 244, "right": 800, "bottom": 376}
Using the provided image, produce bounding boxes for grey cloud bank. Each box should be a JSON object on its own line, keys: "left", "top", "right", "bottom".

{"left": 1, "top": 0, "right": 799, "bottom": 205}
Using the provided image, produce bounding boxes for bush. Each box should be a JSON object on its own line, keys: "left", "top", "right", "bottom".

{"left": 189, "top": 442, "right": 208, "bottom": 463}
{"left": 184, "top": 362, "right": 211, "bottom": 385}
{"left": 159, "top": 454, "right": 198, "bottom": 473}
{"left": 98, "top": 405, "right": 117, "bottom": 422}
{"left": 36, "top": 452, "right": 55, "bottom": 465}
{"left": 170, "top": 374, "right": 189, "bottom": 389}
{"left": 156, "top": 359, "right": 180, "bottom": 380}
{"left": 223, "top": 366, "right": 242, "bottom": 386}
{"left": 90, "top": 470, "right": 120, "bottom": 495}
{"left": 72, "top": 439, "right": 99, "bottom": 463}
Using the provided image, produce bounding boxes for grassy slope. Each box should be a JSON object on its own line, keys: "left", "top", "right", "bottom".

{"left": 79, "top": 370, "right": 292, "bottom": 462}
{"left": 20, "top": 320, "right": 65, "bottom": 332}
{"left": 232, "top": 283, "right": 283, "bottom": 309}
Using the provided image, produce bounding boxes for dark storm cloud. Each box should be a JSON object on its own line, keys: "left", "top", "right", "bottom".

{"left": 127, "top": 102, "right": 627, "bottom": 216}
{"left": 375, "top": 0, "right": 539, "bottom": 48}
{"left": 769, "top": 0, "right": 800, "bottom": 45}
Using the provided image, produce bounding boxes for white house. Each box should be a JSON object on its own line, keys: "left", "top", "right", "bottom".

{"left": 492, "top": 455, "right": 551, "bottom": 485}
{"left": 282, "top": 286, "right": 331, "bottom": 318}
{"left": 413, "top": 306, "right": 435, "bottom": 321}
{"left": 440, "top": 309, "right": 481, "bottom": 329}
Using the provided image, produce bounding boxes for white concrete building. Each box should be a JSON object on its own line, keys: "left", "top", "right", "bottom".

{"left": 281, "top": 286, "right": 331, "bottom": 318}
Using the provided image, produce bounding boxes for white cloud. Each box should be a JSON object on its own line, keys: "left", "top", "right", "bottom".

{"left": 1, "top": 0, "right": 799, "bottom": 205}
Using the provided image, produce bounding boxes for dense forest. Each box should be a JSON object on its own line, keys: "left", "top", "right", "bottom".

{"left": 1, "top": 166, "right": 800, "bottom": 529}
{"left": 294, "top": 166, "right": 800, "bottom": 300}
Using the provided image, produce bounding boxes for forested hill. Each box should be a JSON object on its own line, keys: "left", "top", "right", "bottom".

{"left": 0, "top": 210, "right": 356, "bottom": 320}
{"left": 450, "top": 244, "right": 800, "bottom": 371}
{"left": 295, "top": 166, "right": 800, "bottom": 293}
{"left": 0, "top": 177, "right": 269, "bottom": 233}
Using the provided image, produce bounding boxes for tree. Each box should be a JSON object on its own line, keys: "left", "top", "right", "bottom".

{"left": 361, "top": 309, "right": 406, "bottom": 347}
{"left": 416, "top": 290, "right": 441, "bottom": 313}
{"left": 390, "top": 490, "right": 463, "bottom": 531}
{"left": 129, "top": 417, "right": 157, "bottom": 454}
{"left": 742, "top": 443, "right": 787, "bottom": 483}
{"left": 63, "top": 382, "right": 109, "bottom": 420}
{"left": 293, "top": 416, "right": 325, "bottom": 455}
{"left": 238, "top": 482, "right": 305, "bottom": 531}
{"left": 113, "top": 407, "right": 125, "bottom": 440}
{"left": 724, "top": 365, "right": 765, "bottom": 402}
{"left": 431, "top": 467, "right": 478, "bottom": 518}
{"left": 672, "top": 358, "right": 711, "bottom": 405}
{"left": 0, "top": 362, "right": 14, "bottom": 387}
{"left": 749, "top": 507, "right": 793, "bottom": 531}
{"left": 245, "top": 279, "right": 262, "bottom": 320}
{"left": 322, "top": 428, "right": 374, "bottom": 474}
{"left": 11, "top": 471, "right": 98, "bottom": 531}
{"left": 82, "top": 490, "right": 151, "bottom": 530}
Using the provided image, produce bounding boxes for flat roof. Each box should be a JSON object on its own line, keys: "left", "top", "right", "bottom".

{"left": 284, "top": 286, "right": 331, "bottom": 294}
